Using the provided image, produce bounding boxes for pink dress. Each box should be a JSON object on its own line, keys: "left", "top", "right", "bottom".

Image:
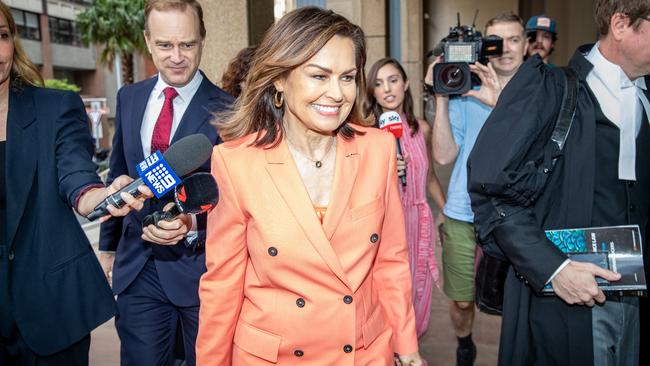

{"left": 398, "top": 118, "right": 440, "bottom": 338}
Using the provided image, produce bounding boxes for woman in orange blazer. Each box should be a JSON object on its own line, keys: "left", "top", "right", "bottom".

{"left": 197, "top": 7, "right": 423, "bottom": 366}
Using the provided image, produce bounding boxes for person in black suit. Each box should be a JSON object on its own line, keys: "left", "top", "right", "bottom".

{"left": 0, "top": 2, "right": 150, "bottom": 365}
{"left": 468, "top": 1, "right": 650, "bottom": 365}
{"left": 97, "top": 1, "right": 233, "bottom": 365}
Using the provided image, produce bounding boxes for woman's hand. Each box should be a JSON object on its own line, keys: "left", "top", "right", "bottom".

{"left": 397, "top": 153, "right": 407, "bottom": 178}
{"left": 395, "top": 351, "right": 424, "bottom": 366}
{"left": 76, "top": 175, "right": 152, "bottom": 221}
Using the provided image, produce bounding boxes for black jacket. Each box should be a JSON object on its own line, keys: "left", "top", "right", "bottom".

{"left": 468, "top": 47, "right": 650, "bottom": 365}
{"left": 2, "top": 85, "right": 115, "bottom": 355}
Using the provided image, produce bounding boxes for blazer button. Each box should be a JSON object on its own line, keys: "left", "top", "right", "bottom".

{"left": 294, "top": 349, "right": 304, "bottom": 357}
{"left": 8, "top": 250, "right": 14, "bottom": 261}
{"left": 268, "top": 247, "right": 278, "bottom": 256}
{"left": 343, "top": 295, "right": 353, "bottom": 304}
{"left": 296, "top": 298, "right": 305, "bottom": 308}
{"left": 630, "top": 204, "right": 637, "bottom": 212}
{"left": 370, "top": 233, "right": 379, "bottom": 243}
{"left": 343, "top": 344, "right": 353, "bottom": 353}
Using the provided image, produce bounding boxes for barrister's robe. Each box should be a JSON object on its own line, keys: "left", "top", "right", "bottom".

{"left": 467, "top": 47, "right": 650, "bottom": 366}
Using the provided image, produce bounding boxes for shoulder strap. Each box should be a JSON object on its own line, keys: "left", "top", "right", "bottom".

{"left": 550, "top": 67, "right": 579, "bottom": 160}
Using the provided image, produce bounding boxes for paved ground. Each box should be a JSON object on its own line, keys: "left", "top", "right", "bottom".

{"left": 85, "top": 162, "right": 502, "bottom": 365}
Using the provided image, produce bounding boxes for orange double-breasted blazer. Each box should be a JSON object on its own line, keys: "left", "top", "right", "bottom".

{"left": 197, "top": 126, "right": 418, "bottom": 365}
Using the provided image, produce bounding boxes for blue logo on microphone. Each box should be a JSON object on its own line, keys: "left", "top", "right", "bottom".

{"left": 136, "top": 151, "right": 181, "bottom": 198}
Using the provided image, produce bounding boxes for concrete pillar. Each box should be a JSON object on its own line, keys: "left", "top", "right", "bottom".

{"left": 39, "top": 13, "right": 53, "bottom": 79}
{"left": 401, "top": 0, "right": 423, "bottom": 117}
{"left": 544, "top": 0, "right": 597, "bottom": 65}
{"left": 198, "top": 0, "right": 249, "bottom": 86}
{"left": 360, "top": 0, "right": 387, "bottom": 71}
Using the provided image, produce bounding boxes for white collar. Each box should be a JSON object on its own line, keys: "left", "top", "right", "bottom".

{"left": 152, "top": 71, "right": 204, "bottom": 103}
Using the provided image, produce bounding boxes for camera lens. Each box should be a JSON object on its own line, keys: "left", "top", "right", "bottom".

{"left": 439, "top": 64, "right": 465, "bottom": 89}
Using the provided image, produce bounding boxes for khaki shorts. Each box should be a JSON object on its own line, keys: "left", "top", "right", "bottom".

{"left": 442, "top": 216, "right": 477, "bottom": 301}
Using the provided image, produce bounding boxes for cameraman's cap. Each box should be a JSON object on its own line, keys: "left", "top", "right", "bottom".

{"left": 525, "top": 15, "right": 557, "bottom": 34}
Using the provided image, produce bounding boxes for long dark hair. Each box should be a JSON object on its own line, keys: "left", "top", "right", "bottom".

{"left": 214, "top": 6, "right": 372, "bottom": 147}
{"left": 365, "top": 57, "right": 418, "bottom": 136}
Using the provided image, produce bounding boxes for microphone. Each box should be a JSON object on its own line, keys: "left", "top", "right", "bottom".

{"left": 86, "top": 134, "right": 213, "bottom": 221}
{"left": 378, "top": 111, "right": 407, "bottom": 187}
{"left": 142, "top": 172, "right": 219, "bottom": 227}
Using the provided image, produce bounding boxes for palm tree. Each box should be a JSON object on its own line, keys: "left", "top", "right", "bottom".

{"left": 76, "top": 0, "right": 147, "bottom": 85}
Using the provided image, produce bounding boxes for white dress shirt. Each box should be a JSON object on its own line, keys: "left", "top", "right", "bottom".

{"left": 140, "top": 71, "right": 204, "bottom": 156}
{"left": 585, "top": 42, "right": 650, "bottom": 181}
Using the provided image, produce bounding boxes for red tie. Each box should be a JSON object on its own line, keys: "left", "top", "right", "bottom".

{"left": 151, "top": 87, "right": 178, "bottom": 154}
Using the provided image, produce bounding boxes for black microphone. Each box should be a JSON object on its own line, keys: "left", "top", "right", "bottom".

{"left": 142, "top": 172, "right": 219, "bottom": 227}
{"left": 86, "top": 134, "right": 213, "bottom": 221}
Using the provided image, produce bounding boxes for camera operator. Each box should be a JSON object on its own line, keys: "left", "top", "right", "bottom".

{"left": 424, "top": 12, "right": 528, "bottom": 366}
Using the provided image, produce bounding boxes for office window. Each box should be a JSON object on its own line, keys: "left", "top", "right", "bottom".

{"left": 49, "top": 17, "right": 82, "bottom": 47}
{"left": 11, "top": 8, "right": 41, "bottom": 41}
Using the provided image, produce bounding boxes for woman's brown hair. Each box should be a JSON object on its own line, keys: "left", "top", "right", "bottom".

{"left": 365, "top": 57, "right": 419, "bottom": 136}
{"left": 221, "top": 45, "right": 257, "bottom": 98}
{"left": 0, "top": 1, "right": 43, "bottom": 88}
{"left": 215, "top": 6, "right": 372, "bottom": 146}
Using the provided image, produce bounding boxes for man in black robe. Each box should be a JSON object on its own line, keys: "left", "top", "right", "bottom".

{"left": 467, "top": 1, "right": 650, "bottom": 365}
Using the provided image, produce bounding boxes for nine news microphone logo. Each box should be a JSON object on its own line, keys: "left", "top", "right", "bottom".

{"left": 136, "top": 151, "right": 181, "bottom": 198}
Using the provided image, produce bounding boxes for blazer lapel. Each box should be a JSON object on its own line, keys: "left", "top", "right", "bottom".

{"left": 322, "top": 135, "right": 358, "bottom": 240}
{"left": 6, "top": 87, "right": 38, "bottom": 247}
{"left": 265, "top": 140, "right": 349, "bottom": 287}
{"left": 171, "top": 77, "right": 212, "bottom": 143}
{"left": 130, "top": 77, "right": 156, "bottom": 160}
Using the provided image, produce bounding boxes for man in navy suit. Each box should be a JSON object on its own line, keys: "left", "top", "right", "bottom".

{"left": 98, "top": 1, "right": 232, "bottom": 365}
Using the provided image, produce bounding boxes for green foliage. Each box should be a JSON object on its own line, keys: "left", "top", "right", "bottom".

{"left": 43, "top": 78, "right": 81, "bottom": 92}
{"left": 76, "top": 0, "right": 147, "bottom": 66}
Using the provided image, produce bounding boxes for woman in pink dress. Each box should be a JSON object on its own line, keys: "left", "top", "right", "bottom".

{"left": 365, "top": 58, "right": 446, "bottom": 338}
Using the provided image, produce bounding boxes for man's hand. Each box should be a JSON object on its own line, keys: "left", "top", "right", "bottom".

{"left": 99, "top": 252, "right": 115, "bottom": 287}
{"left": 463, "top": 62, "right": 502, "bottom": 107}
{"left": 76, "top": 175, "right": 153, "bottom": 221}
{"left": 551, "top": 260, "right": 621, "bottom": 307}
{"left": 141, "top": 202, "right": 192, "bottom": 246}
{"left": 397, "top": 153, "right": 407, "bottom": 178}
{"left": 396, "top": 352, "right": 424, "bottom": 366}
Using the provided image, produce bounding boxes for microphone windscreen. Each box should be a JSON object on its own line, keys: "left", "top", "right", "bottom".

{"left": 163, "top": 134, "right": 213, "bottom": 176}
{"left": 378, "top": 111, "right": 404, "bottom": 139}
{"left": 175, "top": 172, "right": 219, "bottom": 214}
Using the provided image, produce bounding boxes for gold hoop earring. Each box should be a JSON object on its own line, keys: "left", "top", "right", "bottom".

{"left": 274, "top": 91, "right": 284, "bottom": 108}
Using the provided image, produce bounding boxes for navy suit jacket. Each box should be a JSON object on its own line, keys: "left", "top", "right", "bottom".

{"left": 99, "top": 72, "right": 232, "bottom": 306}
{"left": 3, "top": 85, "right": 115, "bottom": 355}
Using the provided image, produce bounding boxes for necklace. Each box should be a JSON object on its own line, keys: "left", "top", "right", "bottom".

{"left": 286, "top": 135, "right": 336, "bottom": 168}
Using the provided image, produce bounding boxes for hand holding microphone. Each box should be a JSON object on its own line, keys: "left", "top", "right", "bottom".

{"left": 142, "top": 172, "right": 219, "bottom": 228}
{"left": 378, "top": 111, "right": 407, "bottom": 187}
{"left": 76, "top": 176, "right": 153, "bottom": 222}
{"left": 86, "top": 134, "right": 213, "bottom": 221}
{"left": 141, "top": 172, "right": 219, "bottom": 246}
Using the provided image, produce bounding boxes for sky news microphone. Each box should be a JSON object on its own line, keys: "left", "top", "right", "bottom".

{"left": 142, "top": 172, "right": 219, "bottom": 228}
{"left": 378, "top": 111, "right": 407, "bottom": 187}
{"left": 86, "top": 134, "right": 213, "bottom": 221}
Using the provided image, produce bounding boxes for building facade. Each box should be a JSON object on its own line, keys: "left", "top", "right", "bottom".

{"left": 199, "top": 0, "right": 598, "bottom": 117}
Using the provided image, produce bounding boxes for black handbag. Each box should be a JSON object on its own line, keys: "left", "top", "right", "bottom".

{"left": 474, "top": 67, "right": 579, "bottom": 315}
